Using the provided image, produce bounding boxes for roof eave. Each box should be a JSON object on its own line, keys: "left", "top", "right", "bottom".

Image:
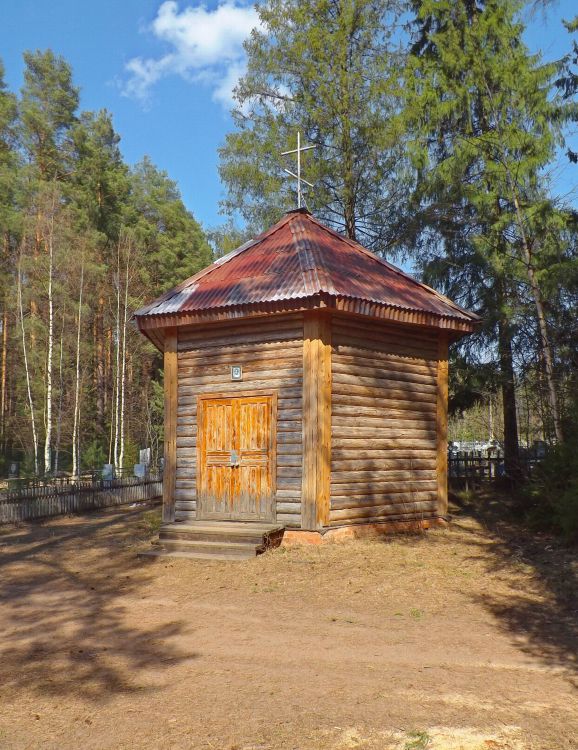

{"left": 134, "top": 292, "right": 481, "bottom": 336}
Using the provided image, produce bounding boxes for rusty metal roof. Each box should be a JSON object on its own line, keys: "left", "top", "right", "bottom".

{"left": 135, "top": 209, "right": 479, "bottom": 329}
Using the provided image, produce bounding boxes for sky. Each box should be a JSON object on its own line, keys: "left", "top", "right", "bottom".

{"left": 1, "top": 0, "right": 577, "bottom": 232}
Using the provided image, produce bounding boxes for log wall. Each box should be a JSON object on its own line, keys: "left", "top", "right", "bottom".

{"left": 329, "top": 315, "right": 441, "bottom": 526}
{"left": 175, "top": 314, "right": 304, "bottom": 527}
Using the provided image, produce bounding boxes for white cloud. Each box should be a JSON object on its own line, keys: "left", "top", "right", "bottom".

{"left": 123, "top": 0, "right": 260, "bottom": 107}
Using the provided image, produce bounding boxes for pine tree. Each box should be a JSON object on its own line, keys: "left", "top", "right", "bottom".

{"left": 0, "top": 60, "right": 19, "bottom": 459}
{"left": 20, "top": 50, "right": 78, "bottom": 180}
{"left": 219, "top": 0, "right": 411, "bottom": 253}
{"left": 403, "top": 0, "right": 571, "bottom": 473}
{"left": 128, "top": 157, "right": 212, "bottom": 292}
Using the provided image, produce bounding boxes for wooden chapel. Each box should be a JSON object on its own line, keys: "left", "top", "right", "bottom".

{"left": 135, "top": 208, "right": 479, "bottom": 558}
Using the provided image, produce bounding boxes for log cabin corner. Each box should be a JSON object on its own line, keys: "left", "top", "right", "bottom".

{"left": 135, "top": 208, "right": 480, "bottom": 559}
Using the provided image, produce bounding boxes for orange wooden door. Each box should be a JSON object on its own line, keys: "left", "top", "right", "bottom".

{"left": 197, "top": 395, "right": 276, "bottom": 521}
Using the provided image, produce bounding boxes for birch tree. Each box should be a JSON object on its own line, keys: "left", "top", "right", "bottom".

{"left": 118, "top": 235, "right": 131, "bottom": 471}
{"left": 43, "top": 189, "right": 56, "bottom": 474}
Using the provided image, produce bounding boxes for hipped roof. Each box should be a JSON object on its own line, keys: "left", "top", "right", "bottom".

{"left": 135, "top": 209, "right": 480, "bottom": 347}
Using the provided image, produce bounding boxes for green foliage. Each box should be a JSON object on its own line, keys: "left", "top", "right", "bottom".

{"left": 404, "top": 0, "right": 563, "bottom": 284}
{"left": 127, "top": 157, "right": 212, "bottom": 292}
{"left": 219, "top": 0, "right": 413, "bottom": 253}
{"left": 82, "top": 439, "right": 107, "bottom": 470}
{"left": 141, "top": 509, "right": 162, "bottom": 537}
{"left": 404, "top": 730, "right": 431, "bottom": 750}
{"left": 20, "top": 49, "right": 79, "bottom": 180}
{"left": 403, "top": 0, "right": 578, "bottom": 468}
{"left": 448, "top": 353, "right": 499, "bottom": 416}
{"left": 524, "top": 404, "right": 578, "bottom": 542}
{"left": 556, "top": 15, "right": 578, "bottom": 164}
{"left": 206, "top": 220, "right": 252, "bottom": 259}
{"left": 0, "top": 60, "right": 19, "bottom": 237}
{"left": 0, "top": 49, "right": 211, "bottom": 475}
{"left": 69, "top": 109, "right": 130, "bottom": 239}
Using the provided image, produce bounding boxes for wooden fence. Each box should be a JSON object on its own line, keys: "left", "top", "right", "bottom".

{"left": 448, "top": 451, "right": 541, "bottom": 488}
{"left": 0, "top": 471, "right": 162, "bottom": 524}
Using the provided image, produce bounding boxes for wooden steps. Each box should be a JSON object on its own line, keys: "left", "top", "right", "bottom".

{"left": 141, "top": 520, "right": 284, "bottom": 561}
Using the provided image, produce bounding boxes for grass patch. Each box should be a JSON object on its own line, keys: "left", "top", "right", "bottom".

{"left": 404, "top": 730, "right": 432, "bottom": 750}
{"left": 140, "top": 509, "right": 162, "bottom": 537}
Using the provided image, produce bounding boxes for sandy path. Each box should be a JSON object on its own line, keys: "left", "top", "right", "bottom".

{"left": 0, "top": 501, "right": 576, "bottom": 749}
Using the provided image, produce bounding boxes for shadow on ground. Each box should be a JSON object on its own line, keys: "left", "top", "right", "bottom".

{"left": 0, "top": 505, "right": 196, "bottom": 702}
{"left": 450, "top": 488, "right": 578, "bottom": 679}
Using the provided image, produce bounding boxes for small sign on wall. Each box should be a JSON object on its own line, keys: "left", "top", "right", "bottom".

{"left": 231, "top": 365, "right": 243, "bottom": 381}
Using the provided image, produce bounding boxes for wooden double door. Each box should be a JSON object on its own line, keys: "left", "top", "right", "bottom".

{"left": 197, "top": 394, "right": 276, "bottom": 521}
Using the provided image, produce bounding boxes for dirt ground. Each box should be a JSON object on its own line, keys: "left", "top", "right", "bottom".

{"left": 0, "top": 495, "right": 576, "bottom": 750}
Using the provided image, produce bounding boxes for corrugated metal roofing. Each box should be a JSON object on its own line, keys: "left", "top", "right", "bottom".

{"left": 134, "top": 209, "right": 479, "bottom": 326}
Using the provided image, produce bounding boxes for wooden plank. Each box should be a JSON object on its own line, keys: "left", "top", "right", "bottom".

{"left": 331, "top": 454, "right": 437, "bottom": 466}
{"left": 179, "top": 368, "right": 302, "bottom": 387}
{"left": 180, "top": 378, "right": 303, "bottom": 393}
{"left": 326, "top": 509, "right": 438, "bottom": 527}
{"left": 179, "top": 343, "right": 303, "bottom": 363}
{"left": 331, "top": 469, "right": 435, "bottom": 482}
{"left": 333, "top": 333, "right": 437, "bottom": 361}
{"left": 178, "top": 313, "right": 303, "bottom": 343}
{"left": 332, "top": 318, "right": 439, "bottom": 351}
{"left": 331, "top": 379, "right": 436, "bottom": 403}
{"left": 332, "top": 437, "right": 436, "bottom": 449}
{"left": 332, "top": 492, "right": 437, "bottom": 507}
{"left": 163, "top": 327, "right": 178, "bottom": 523}
{"left": 178, "top": 327, "right": 302, "bottom": 352}
{"left": 330, "top": 501, "right": 437, "bottom": 521}
{"left": 330, "top": 421, "right": 437, "bottom": 437}
{"left": 301, "top": 311, "right": 331, "bottom": 529}
{"left": 331, "top": 480, "right": 437, "bottom": 494}
{"left": 331, "top": 353, "right": 437, "bottom": 378}
{"left": 331, "top": 494, "right": 436, "bottom": 520}
{"left": 437, "top": 332, "right": 449, "bottom": 516}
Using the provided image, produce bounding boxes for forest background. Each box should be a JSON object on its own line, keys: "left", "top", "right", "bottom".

{"left": 0, "top": 0, "right": 577, "bottom": 496}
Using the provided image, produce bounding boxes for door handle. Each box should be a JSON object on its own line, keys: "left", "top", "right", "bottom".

{"left": 230, "top": 450, "right": 240, "bottom": 467}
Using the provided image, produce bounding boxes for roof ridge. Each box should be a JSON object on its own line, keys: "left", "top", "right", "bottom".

{"left": 305, "top": 213, "right": 479, "bottom": 321}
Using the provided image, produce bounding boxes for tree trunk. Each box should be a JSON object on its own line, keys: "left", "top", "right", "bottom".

{"left": 118, "top": 244, "right": 130, "bottom": 471}
{"left": 0, "top": 231, "right": 9, "bottom": 451}
{"left": 112, "top": 241, "right": 121, "bottom": 468}
{"left": 96, "top": 295, "right": 105, "bottom": 434}
{"left": 497, "top": 316, "right": 521, "bottom": 481}
{"left": 0, "top": 302, "right": 7, "bottom": 451}
{"left": 510, "top": 194, "right": 562, "bottom": 443}
{"left": 43, "top": 205, "right": 55, "bottom": 475}
{"left": 53, "top": 309, "right": 65, "bottom": 474}
{"left": 72, "top": 263, "right": 84, "bottom": 478}
{"left": 18, "top": 250, "right": 39, "bottom": 475}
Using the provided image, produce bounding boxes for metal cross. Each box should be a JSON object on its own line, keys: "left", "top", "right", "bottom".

{"left": 281, "top": 131, "right": 316, "bottom": 209}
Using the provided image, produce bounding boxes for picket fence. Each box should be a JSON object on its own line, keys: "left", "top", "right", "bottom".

{"left": 0, "top": 472, "right": 162, "bottom": 523}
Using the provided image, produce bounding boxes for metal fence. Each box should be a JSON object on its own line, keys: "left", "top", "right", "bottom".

{"left": 0, "top": 468, "right": 162, "bottom": 524}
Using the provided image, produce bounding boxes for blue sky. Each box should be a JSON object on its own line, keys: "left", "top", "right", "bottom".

{"left": 1, "top": 0, "right": 577, "bottom": 231}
